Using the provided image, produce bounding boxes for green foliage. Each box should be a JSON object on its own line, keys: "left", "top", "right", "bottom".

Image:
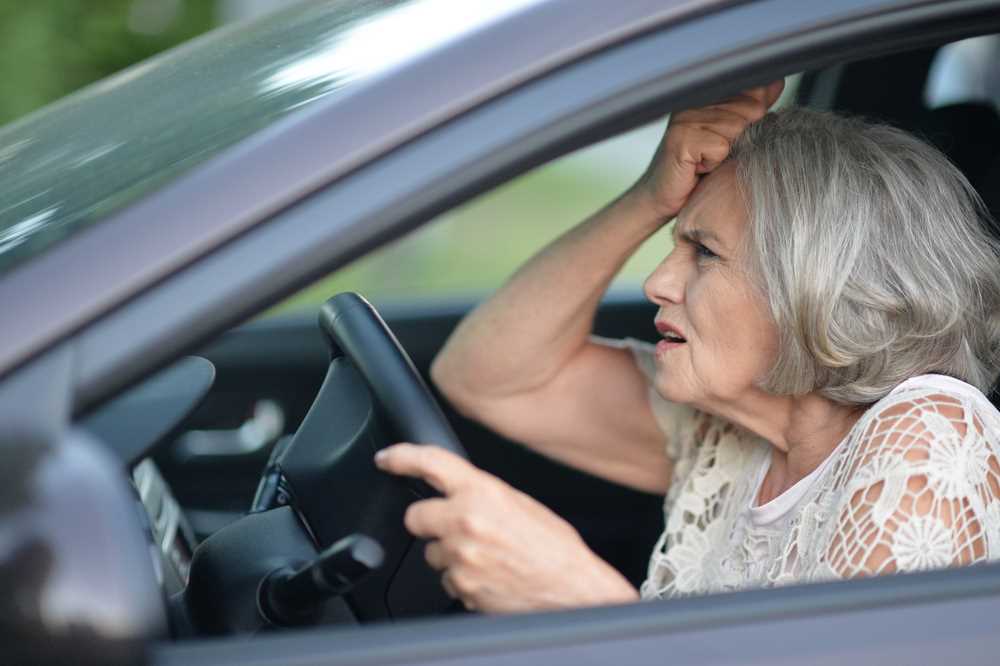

{"left": 0, "top": 0, "right": 216, "bottom": 126}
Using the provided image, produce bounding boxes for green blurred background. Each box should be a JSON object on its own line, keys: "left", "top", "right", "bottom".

{"left": 0, "top": 0, "right": 671, "bottom": 314}
{"left": 0, "top": 0, "right": 215, "bottom": 126}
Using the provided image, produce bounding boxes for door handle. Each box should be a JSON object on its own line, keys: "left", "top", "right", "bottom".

{"left": 177, "top": 399, "right": 285, "bottom": 458}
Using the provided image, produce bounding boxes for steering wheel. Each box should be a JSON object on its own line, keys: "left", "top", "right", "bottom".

{"left": 320, "top": 292, "right": 467, "bottom": 458}
{"left": 185, "top": 293, "right": 468, "bottom": 631}
{"left": 274, "top": 292, "right": 468, "bottom": 620}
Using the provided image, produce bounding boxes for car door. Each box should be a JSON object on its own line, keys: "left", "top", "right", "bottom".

{"left": 6, "top": 0, "right": 998, "bottom": 664}
{"left": 136, "top": 1, "right": 1000, "bottom": 664}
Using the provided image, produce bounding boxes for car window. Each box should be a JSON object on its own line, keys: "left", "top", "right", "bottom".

{"left": 269, "top": 75, "right": 802, "bottom": 314}
{"left": 270, "top": 121, "right": 666, "bottom": 314}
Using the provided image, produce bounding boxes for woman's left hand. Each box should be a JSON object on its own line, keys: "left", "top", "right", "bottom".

{"left": 374, "top": 443, "right": 638, "bottom": 613}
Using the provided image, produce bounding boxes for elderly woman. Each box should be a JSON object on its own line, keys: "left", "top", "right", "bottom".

{"left": 374, "top": 80, "right": 1000, "bottom": 612}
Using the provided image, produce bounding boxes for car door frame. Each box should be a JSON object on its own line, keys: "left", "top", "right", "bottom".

{"left": 4, "top": 0, "right": 1000, "bottom": 663}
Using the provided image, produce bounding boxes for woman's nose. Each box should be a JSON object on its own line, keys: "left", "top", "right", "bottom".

{"left": 643, "top": 254, "right": 685, "bottom": 306}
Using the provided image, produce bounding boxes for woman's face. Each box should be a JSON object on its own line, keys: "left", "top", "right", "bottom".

{"left": 643, "top": 162, "right": 778, "bottom": 410}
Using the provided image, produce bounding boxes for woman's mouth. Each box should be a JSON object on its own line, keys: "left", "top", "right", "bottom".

{"left": 654, "top": 320, "right": 687, "bottom": 354}
{"left": 656, "top": 338, "right": 685, "bottom": 354}
{"left": 655, "top": 321, "right": 686, "bottom": 341}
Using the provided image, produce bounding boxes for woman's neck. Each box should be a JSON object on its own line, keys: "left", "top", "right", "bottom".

{"left": 701, "top": 389, "right": 863, "bottom": 499}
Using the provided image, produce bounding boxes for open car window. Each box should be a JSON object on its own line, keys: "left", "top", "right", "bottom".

{"left": 268, "top": 77, "right": 804, "bottom": 314}
{"left": 269, "top": 121, "right": 670, "bottom": 313}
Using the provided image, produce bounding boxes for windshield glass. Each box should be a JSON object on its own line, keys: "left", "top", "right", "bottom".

{"left": 0, "top": 0, "right": 537, "bottom": 275}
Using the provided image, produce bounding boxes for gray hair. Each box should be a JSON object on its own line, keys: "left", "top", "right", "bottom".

{"left": 730, "top": 107, "right": 1000, "bottom": 404}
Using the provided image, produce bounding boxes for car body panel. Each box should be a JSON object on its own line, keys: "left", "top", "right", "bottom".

{"left": 154, "top": 564, "right": 1000, "bottom": 665}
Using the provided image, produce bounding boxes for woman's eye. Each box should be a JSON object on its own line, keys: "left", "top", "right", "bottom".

{"left": 694, "top": 242, "right": 717, "bottom": 260}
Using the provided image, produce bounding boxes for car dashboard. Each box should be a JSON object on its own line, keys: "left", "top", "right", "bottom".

{"left": 132, "top": 458, "right": 197, "bottom": 597}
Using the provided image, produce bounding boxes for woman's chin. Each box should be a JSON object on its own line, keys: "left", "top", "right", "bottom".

{"left": 653, "top": 375, "right": 694, "bottom": 405}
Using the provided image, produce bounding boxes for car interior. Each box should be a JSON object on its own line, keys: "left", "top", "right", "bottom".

{"left": 89, "top": 30, "right": 1000, "bottom": 638}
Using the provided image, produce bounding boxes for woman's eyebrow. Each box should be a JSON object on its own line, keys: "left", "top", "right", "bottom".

{"left": 678, "top": 226, "right": 724, "bottom": 248}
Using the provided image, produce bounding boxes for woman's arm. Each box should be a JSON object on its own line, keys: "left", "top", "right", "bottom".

{"left": 433, "top": 183, "right": 668, "bottom": 406}
{"left": 432, "top": 82, "right": 785, "bottom": 494}
{"left": 432, "top": 185, "right": 674, "bottom": 493}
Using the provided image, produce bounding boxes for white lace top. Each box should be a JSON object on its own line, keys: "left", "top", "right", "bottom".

{"left": 628, "top": 341, "right": 1000, "bottom": 599}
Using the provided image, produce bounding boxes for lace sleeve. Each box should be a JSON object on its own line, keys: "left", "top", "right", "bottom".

{"left": 826, "top": 390, "right": 1000, "bottom": 577}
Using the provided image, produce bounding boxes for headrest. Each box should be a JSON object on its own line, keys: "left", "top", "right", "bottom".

{"left": 921, "top": 102, "right": 1000, "bottom": 229}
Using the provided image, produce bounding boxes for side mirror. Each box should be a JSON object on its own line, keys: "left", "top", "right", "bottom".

{"left": 0, "top": 430, "right": 167, "bottom": 665}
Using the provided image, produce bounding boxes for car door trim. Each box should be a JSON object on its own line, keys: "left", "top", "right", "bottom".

{"left": 153, "top": 564, "right": 1000, "bottom": 666}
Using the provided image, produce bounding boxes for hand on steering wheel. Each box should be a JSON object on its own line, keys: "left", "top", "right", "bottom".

{"left": 375, "top": 443, "right": 638, "bottom": 613}
{"left": 272, "top": 292, "right": 472, "bottom": 621}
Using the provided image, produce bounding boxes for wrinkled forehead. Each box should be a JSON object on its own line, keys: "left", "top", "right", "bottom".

{"left": 675, "top": 162, "right": 749, "bottom": 249}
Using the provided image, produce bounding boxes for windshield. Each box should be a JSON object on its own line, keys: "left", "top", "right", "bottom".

{"left": 0, "top": 0, "right": 538, "bottom": 275}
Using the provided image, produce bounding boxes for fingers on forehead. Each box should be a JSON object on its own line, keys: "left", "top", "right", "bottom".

{"left": 765, "top": 78, "right": 786, "bottom": 104}
{"left": 743, "top": 79, "right": 786, "bottom": 108}
{"left": 691, "top": 109, "right": 753, "bottom": 140}
{"left": 710, "top": 96, "right": 769, "bottom": 122}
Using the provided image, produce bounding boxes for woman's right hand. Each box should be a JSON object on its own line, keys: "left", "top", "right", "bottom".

{"left": 635, "top": 80, "right": 785, "bottom": 220}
